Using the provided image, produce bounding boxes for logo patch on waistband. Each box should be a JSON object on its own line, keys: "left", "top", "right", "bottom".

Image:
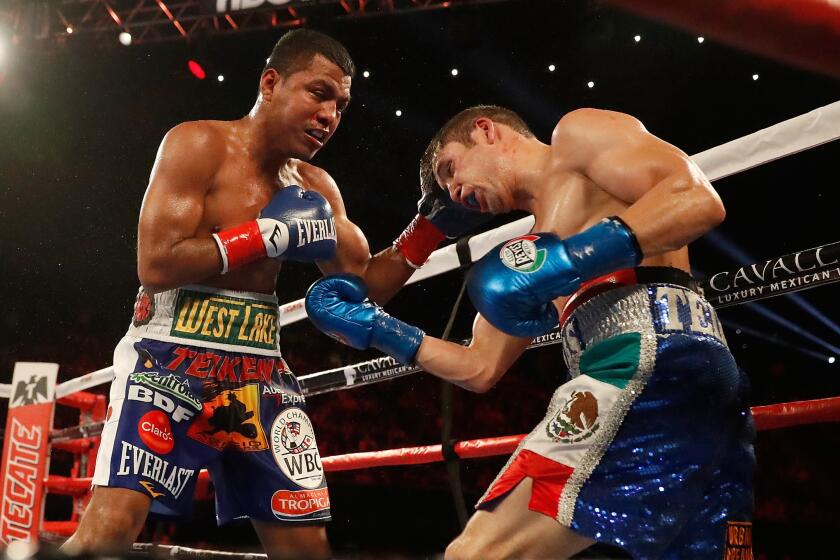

{"left": 500, "top": 235, "right": 546, "bottom": 273}
{"left": 171, "top": 290, "right": 279, "bottom": 351}
{"left": 546, "top": 390, "right": 600, "bottom": 443}
{"left": 724, "top": 521, "right": 753, "bottom": 559}
{"left": 133, "top": 290, "right": 155, "bottom": 327}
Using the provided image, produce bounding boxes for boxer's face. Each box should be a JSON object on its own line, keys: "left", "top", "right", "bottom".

{"left": 434, "top": 129, "right": 514, "bottom": 214}
{"left": 261, "top": 55, "right": 351, "bottom": 160}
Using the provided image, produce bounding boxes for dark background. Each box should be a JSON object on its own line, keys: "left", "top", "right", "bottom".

{"left": 2, "top": 0, "right": 840, "bottom": 557}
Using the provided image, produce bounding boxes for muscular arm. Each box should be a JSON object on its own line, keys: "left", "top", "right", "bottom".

{"left": 137, "top": 122, "right": 225, "bottom": 293}
{"left": 553, "top": 109, "right": 726, "bottom": 254}
{"left": 306, "top": 168, "right": 415, "bottom": 304}
{"left": 415, "top": 313, "right": 532, "bottom": 393}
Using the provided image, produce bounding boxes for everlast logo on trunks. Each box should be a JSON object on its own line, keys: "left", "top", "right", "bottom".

{"left": 171, "top": 290, "right": 278, "bottom": 350}
{"left": 127, "top": 385, "right": 196, "bottom": 423}
{"left": 116, "top": 442, "right": 195, "bottom": 499}
{"left": 653, "top": 286, "right": 726, "bottom": 343}
{"left": 500, "top": 235, "right": 546, "bottom": 273}
{"left": 271, "top": 488, "right": 330, "bottom": 518}
{"left": 271, "top": 408, "right": 324, "bottom": 489}
{"left": 294, "top": 217, "right": 336, "bottom": 247}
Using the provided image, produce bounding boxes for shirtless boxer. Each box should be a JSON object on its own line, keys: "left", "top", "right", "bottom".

{"left": 62, "top": 31, "right": 485, "bottom": 559}
{"left": 304, "top": 106, "right": 754, "bottom": 558}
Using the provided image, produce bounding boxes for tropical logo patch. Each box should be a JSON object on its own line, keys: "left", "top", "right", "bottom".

{"left": 546, "top": 390, "right": 600, "bottom": 443}
{"left": 500, "top": 235, "right": 546, "bottom": 273}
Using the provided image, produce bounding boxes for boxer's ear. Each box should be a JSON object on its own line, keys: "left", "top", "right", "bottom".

{"left": 259, "top": 68, "right": 283, "bottom": 100}
{"left": 473, "top": 117, "right": 498, "bottom": 144}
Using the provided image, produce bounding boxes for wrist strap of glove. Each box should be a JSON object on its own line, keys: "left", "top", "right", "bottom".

{"left": 372, "top": 313, "right": 425, "bottom": 365}
{"left": 565, "top": 216, "right": 644, "bottom": 281}
{"left": 212, "top": 221, "right": 266, "bottom": 274}
{"left": 394, "top": 214, "right": 446, "bottom": 269}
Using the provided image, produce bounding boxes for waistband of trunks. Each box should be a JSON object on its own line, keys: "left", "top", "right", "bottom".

{"left": 127, "top": 285, "right": 281, "bottom": 356}
{"left": 560, "top": 280, "right": 727, "bottom": 373}
{"left": 560, "top": 267, "right": 700, "bottom": 326}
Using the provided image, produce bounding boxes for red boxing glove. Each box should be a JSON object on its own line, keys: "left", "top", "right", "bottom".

{"left": 393, "top": 214, "right": 446, "bottom": 268}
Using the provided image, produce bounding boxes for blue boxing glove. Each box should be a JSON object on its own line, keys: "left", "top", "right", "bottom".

{"left": 467, "top": 217, "right": 643, "bottom": 338}
{"left": 305, "top": 274, "right": 425, "bottom": 364}
{"left": 212, "top": 185, "right": 337, "bottom": 273}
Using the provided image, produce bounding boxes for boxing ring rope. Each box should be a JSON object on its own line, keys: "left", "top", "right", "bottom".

{"left": 0, "top": 99, "right": 836, "bottom": 402}
{"left": 40, "top": 397, "right": 840, "bottom": 494}
{"left": 37, "top": 395, "right": 840, "bottom": 543}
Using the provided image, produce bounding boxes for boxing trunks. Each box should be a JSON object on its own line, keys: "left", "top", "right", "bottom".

{"left": 476, "top": 267, "right": 754, "bottom": 559}
{"left": 92, "top": 285, "right": 330, "bottom": 524}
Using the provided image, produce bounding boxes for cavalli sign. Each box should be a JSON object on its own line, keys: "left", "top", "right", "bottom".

{"left": 299, "top": 242, "right": 840, "bottom": 396}
{"left": 0, "top": 363, "right": 57, "bottom": 544}
{"left": 701, "top": 241, "right": 840, "bottom": 308}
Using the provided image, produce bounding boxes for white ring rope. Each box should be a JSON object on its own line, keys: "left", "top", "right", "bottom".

{"left": 2, "top": 100, "right": 837, "bottom": 399}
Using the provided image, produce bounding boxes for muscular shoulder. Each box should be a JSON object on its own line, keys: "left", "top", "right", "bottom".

{"left": 289, "top": 160, "right": 346, "bottom": 215}
{"left": 162, "top": 120, "right": 228, "bottom": 155}
{"left": 154, "top": 121, "right": 228, "bottom": 188}
{"left": 550, "top": 109, "right": 650, "bottom": 168}
{"left": 552, "top": 108, "right": 645, "bottom": 142}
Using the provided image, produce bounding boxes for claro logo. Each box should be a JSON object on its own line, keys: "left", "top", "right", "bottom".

{"left": 138, "top": 410, "right": 174, "bottom": 454}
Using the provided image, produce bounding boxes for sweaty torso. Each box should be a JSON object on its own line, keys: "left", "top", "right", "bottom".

{"left": 195, "top": 121, "right": 324, "bottom": 294}
{"left": 532, "top": 152, "right": 690, "bottom": 309}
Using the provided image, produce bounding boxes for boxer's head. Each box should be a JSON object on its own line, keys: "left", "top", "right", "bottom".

{"left": 421, "top": 105, "right": 534, "bottom": 214}
{"left": 256, "top": 29, "right": 354, "bottom": 160}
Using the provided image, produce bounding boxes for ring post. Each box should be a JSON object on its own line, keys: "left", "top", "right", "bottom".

{"left": 0, "top": 363, "right": 58, "bottom": 545}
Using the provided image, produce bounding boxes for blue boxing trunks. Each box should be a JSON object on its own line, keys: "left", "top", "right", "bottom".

{"left": 476, "top": 267, "right": 754, "bottom": 559}
{"left": 92, "top": 285, "right": 330, "bottom": 524}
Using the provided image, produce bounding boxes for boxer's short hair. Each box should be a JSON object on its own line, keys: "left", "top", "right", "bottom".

{"left": 420, "top": 105, "right": 534, "bottom": 195}
{"left": 265, "top": 29, "right": 355, "bottom": 78}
